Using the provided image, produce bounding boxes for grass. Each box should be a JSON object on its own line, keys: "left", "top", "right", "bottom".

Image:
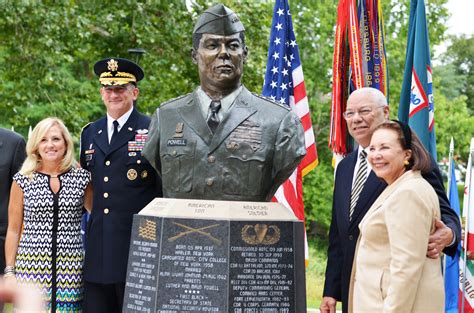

{"left": 306, "top": 237, "right": 342, "bottom": 312}
{"left": 306, "top": 238, "right": 326, "bottom": 309}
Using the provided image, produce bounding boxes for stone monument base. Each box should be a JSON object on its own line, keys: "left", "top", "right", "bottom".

{"left": 123, "top": 198, "right": 306, "bottom": 312}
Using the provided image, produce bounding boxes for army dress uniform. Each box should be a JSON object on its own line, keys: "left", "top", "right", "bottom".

{"left": 80, "top": 58, "right": 162, "bottom": 300}
{"left": 80, "top": 109, "right": 160, "bottom": 283}
{"left": 142, "top": 86, "right": 306, "bottom": 201}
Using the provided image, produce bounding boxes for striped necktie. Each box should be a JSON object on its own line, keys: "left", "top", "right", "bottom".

{"left": 349, "top": 150, "right": 368, "bottom": 221}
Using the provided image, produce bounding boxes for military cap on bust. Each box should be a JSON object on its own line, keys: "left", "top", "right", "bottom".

{"left": 93, "top": 57, "right": 144, "bottom": 86}
{"left": 193, "top": 3, "right": 245, "bottom": 35}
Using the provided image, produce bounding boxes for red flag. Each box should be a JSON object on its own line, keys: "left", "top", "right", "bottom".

{"left": 330, "top": 0, "right": 388, "bottom": 156}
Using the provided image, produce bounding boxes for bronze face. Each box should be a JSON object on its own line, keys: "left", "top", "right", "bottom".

{"left": 192, "top": 33, "right": 248, "bottom": 96}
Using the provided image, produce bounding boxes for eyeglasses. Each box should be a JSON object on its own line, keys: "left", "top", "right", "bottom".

{"left": 343, "top": 106, "right": 385, "bottom": 120}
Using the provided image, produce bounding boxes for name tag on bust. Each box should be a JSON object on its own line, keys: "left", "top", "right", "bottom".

{"left": 167, "top": 139, "right": 187, "bottom": 146}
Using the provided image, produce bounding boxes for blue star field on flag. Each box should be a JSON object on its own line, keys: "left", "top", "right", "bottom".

{"left": 262, "top": 1, "right": 300, "bottom": 107}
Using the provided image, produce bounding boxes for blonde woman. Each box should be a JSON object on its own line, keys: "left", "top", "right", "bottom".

{"left": 4, "top": 117, "right": 92, "bottom": 312}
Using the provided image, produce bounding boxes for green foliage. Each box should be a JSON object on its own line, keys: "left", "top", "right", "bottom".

{"left": 432, "top": 93, "right": 473, "bottom": 161}
{"left": 303, "top": 162, "right": 334, "bottom": 237}
{"left": 440, "top": 34, "right": 474, "bottom": 113}
{"left": 434, "top": 35, "right": 474, "bottom": 163}
{"left": 307, "top": 237, "right": 330, "bottom": 308}
{"left": 0, "top": 0, "right": 468, "bottom": 243}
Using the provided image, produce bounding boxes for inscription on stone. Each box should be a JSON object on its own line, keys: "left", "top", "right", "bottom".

{"left": 156, "top": 218, "right": 229, "bottom": 312}
{"left": 124, "top": 218, "right": 160, "bottom": 312}
{"left": 229, "top": 221, "right": 295, "bottom": 312}
{"left": 123, "top": 199, "right": 306, "bottom": 313}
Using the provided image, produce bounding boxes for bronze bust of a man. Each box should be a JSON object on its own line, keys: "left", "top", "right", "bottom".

{"left": 143, "top": 3, "right": 306, "bottom": 201}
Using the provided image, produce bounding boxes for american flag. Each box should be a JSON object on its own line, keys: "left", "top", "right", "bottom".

{"left": 262, "top": 0, "right": 318, "bottom": 261}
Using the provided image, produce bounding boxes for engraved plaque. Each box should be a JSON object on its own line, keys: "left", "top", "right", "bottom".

{"left": 123, "top": 198, "right": 306, "bottom": 312}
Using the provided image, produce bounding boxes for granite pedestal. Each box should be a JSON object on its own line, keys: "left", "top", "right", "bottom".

{"left": 123, "top": 198, "right": 306, "bottom": 312}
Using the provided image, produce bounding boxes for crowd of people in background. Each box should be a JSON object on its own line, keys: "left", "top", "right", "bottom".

{"left": 0, "top": 3, "right": 461, "bottom": 313}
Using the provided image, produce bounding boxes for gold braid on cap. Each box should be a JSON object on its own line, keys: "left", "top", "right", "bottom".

{"left": 99, "top": 72, "right": 137, "bottom": 85}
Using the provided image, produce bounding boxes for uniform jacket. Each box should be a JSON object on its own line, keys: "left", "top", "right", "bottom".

{"left": 323, "top": 150, "right": 460, "bottom": 313}
{"left": 142, "top": 86, "right": 306, "bottom": 201}
{"left": 349, "top": 171, "right": 444, "bottom": 313}
{"left": 80, "top": 108, "right": 162, "bottom": 284}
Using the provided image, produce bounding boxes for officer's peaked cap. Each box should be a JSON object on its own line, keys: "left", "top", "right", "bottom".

{"left": 193, "top": 4, "right": 245, "bottom": 35}
{"left": 94, "top": 58, "right": 144, "bottom": 86}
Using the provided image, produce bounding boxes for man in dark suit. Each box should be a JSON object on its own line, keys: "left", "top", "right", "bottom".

{"left": 143, "top": 4, "right": 306, "bottom": 200}
{"left": 80, "top": 58, "right": 162, "bottom": 313}
{"left": 0, "top": 128, "right": 26, "bottom": 272}
{"left": 320, "top": 87, "right": 461, "bottom": 313}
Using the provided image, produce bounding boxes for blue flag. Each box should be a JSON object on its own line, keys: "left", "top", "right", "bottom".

{"left": 445, "top": 159, "right": 461, "bottom": 313}
{"left": 398, "top": 0, "right": 436, "bottom": 160}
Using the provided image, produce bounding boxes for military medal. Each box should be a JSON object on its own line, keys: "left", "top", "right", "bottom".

{"left": 141, "top": 170, "right": 148, "bottom": 179}
{"left": 127, "top": 169, "right": 138, "bottom": 181}
{"left": 226, "top": 141, "right": 239, "bottom": 151}
{"left": 128, "top": 130, "right": 148, "bottom": 152}
{"left": 85, "top": 149, "right": 95, "bottom": 161}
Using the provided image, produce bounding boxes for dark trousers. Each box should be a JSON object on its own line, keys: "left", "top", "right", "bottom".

{"left": 0, "top": 235, "right": 6, "bottom": 270}
{"left": 84, "top": 281, "right": 125, "bottom": 313}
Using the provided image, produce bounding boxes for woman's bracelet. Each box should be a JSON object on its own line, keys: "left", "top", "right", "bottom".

{"left": 4, "top": 265, "right": 15, "bottom": 275}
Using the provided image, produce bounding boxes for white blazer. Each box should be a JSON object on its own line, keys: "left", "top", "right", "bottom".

{"left": 349, "top": 170, "right": 444, "bottom": 313}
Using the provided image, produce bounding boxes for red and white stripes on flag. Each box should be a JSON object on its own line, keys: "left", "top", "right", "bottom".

{"left": 262, "top": 0, "right": 318, "bottom": 264}
{"left": 273, "top": 65, "right": 317, "bottom": 221}
{"left": 463, "top": 139, "right": 474, "bottom": 252}
{"left": 461, "top": 138, "right": 474, "bottom": 312}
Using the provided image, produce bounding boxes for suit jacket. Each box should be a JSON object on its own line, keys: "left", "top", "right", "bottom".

{"left": 349, "top": 171, "right": 444, "bottom": 313}
{"left": 80, "top": 108, "right": 162, "bottom": 283}
{"left": 323, "top": 150, "right": 460, "bottom": 313}
{"left": 142, "top": 86, "right": 306, "bottom": 201}
{"left": 0, "top": 128, "right": 26, "bottom": 270}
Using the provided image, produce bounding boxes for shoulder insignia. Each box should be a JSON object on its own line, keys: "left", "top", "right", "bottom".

{"left": 160, "top": 93, "right": 191, "bottom": 107}
{"left": 251, "top": 93, "right": 291, "bottom": 111}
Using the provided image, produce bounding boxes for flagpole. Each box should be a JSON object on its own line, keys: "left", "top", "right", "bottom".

{"left": 462, "top": 138, "right": 474, "bottom": 313}
{"left": 444, "top": 138, "right": 454, "bottom": 280}
{"left": 447, "top": 137, "right": 454, "bottom": 196}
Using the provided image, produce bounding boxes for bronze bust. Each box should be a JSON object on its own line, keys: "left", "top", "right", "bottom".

{"left": 143, "top": 4, "right": 306, "bottom": 201}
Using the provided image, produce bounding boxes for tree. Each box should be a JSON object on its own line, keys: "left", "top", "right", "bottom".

{"left": 440, "top": 34, "right": 474, "bottom": 113}
{"left": 0, "top": 0, "right": 455, "bottom": 238}
{"left": 431, "top": 93, "right": 473, "bottom": 162}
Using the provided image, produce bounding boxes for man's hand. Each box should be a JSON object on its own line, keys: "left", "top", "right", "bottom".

{"left": 320, "top": 296, "right": 337, "bottom": 313}
{"left": 427, "top": 219, "right": 454, "bottom": 259}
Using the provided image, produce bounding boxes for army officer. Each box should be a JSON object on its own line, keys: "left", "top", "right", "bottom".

{"left": 80, "top": 58, "right": 162, "bottom": 313}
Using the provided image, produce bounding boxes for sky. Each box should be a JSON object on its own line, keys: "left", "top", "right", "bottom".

{"left": 434, "top": 0, "right": 473, "bottom": 58}
{"left": 445, "top": 0, "right": 474, "bottom": 36}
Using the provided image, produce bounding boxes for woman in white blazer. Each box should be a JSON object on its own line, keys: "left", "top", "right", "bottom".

{"left": 349, "top": 120, "right": 444, "bottom": 313}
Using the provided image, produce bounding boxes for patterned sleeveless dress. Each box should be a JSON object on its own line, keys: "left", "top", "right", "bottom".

{"left": 14, "top": 168, "right": 90, "bottom": 312}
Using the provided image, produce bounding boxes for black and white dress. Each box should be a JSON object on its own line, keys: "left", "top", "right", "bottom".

{"left": 14, "top": 168, "right": 90, "bottom": 312}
